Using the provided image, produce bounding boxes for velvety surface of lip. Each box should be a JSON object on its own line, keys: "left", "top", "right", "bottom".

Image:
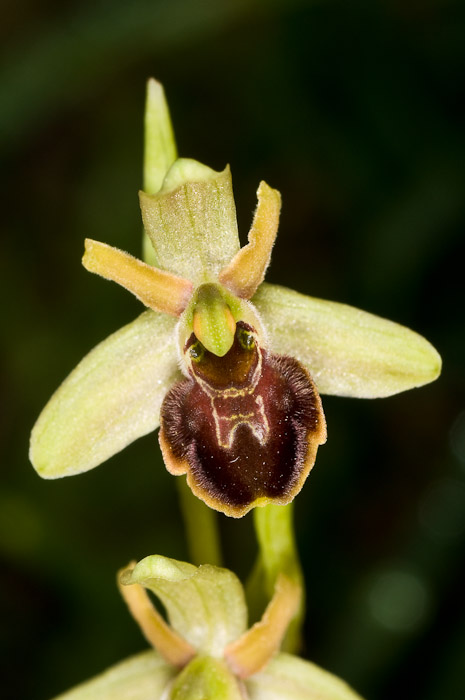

{"left": 159, "top": 322, "right": 326, "bottom": 517}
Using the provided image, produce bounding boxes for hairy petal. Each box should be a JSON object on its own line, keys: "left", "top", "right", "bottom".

{"left": 253, "top": 283, "right": 441, "bottom": 398}
{"left": 225, "top": 574, "right": 301, "bottom": 678}
{"left": 83, "top": 239, "right": 193, "bottom": 316}
{"left": 118, "top": 564, "right": 196, "bottom": 667}
{"left": 51, "top": 650, "right": 176, "bottom": 700}
{"left": 246, "top": 652, "right": 364, "bottom": 700}
{"left": 219, "top": 181, "right": 281, "bottom": 300}
{"left": 30, "top": 310, "right": 179, "bottom": 478}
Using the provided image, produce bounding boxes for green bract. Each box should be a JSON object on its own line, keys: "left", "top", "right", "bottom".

{"left": 52, "top": 554, "right": 363, "bottom": 700}
{"left": 29, "top": 79, "right": 441, "bottom": 516}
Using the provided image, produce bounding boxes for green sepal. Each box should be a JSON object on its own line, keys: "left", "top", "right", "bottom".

{"left": 171, "top": 656, "right": 243, "bottom": 700}
{"left": 253, "top": 283, "right": 441, "bottom": 398}
{"left": 51, "top": 650, "right": 176, "bottom": 700}
{"left": 246, "top": 652, "right": 364, "bottom": 700}
{"left": 139, "top": 161, "right": 240, "bottom": 283}
{"left": 30, "top": 310, "right": 179, "bottom": 478}
{"left": 121, "top": 555, "right": 248, "bottom": 656}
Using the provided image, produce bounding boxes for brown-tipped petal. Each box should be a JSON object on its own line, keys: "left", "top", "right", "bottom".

{"left": 118, "top": 564, "right": 195, "bottom": 668}
{"left": 225, "top": 574, "right": 301, "bottom": 679}
{"left": 159, "top": 323, "right": 326, "bottom": 518}
{"left": 219, "top": 181, "right": 281, "bottom": 300}
{"left": 83, "top": 239, "right": 193, "bottom": 317}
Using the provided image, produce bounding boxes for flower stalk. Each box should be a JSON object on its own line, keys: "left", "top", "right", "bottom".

{"left": 176, "top": 477, "right": 222, "bottom": 567}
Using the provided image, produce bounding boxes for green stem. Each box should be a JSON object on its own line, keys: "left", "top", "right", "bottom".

{"left": 176, "top": 478, "right": 223, "bottom": 567}
{"left": 249, "top": 503, "right": 304, "bottom": 653}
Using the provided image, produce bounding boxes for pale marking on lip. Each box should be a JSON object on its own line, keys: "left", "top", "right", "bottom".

{"left": 184, "top": 329, "right": 271, "bottom": 451}
{"left": 188, "top": 343, "right": 263, "bottom": 399}
{"left": 213, "top": 394, "right": 270, "bottom": 450}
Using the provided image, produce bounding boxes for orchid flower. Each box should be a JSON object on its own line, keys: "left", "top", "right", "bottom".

{"left": 52, "top": 554, "right": 363, "bottom": 700}
{"left": 29, "top": 80, "right": 441, "bottom": 518}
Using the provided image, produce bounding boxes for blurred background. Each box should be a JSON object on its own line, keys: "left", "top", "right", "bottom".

{"left": 1, "top": 1, "right": 464, "bottom": 698}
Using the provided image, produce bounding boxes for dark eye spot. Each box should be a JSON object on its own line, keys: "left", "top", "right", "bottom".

{"left": 189, "top": 341, "right": 205, "bottom": 362}
{"left": 238, "top": 328, "right": 255, "bottom": 351}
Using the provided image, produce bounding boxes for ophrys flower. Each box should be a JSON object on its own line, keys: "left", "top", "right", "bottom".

{"left": 51, "top": 554, "right": 364, "bottom": 700}
{"left": 29, "top": 80, "right": 441, "bottom": 517}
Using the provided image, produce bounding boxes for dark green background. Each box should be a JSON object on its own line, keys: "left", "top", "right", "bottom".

{"left": 1, "top": 1, "right": 464, "bottom": 698}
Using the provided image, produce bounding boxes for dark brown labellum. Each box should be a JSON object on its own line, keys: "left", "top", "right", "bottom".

{"left": 159, "top": 322, "right": 326, "bottom": 517}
